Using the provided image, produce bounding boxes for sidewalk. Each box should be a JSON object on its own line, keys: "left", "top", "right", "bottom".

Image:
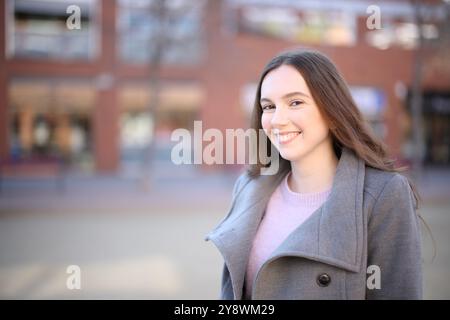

{"left": 0, "top": 160, "right": 237, "bottom": 299}
{"left": 0, "top": 160, "right": 241, "bottom": 213}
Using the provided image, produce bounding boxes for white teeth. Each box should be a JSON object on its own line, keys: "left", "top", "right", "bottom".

{"left": 274, "top": 131, "right": 301, "bottom": 143}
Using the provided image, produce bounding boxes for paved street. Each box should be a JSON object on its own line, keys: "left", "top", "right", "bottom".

{"left": 0, "top": 161, "right": 237, "bottom": 299}
{"left": 0, "top": 207, "right": 226, "bottom": 299}
{"left": 0, "top": 163, "right": 449, "bottom": 299}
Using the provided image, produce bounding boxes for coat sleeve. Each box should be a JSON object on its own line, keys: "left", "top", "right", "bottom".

{"left": 366, "top": 173, "right": 423, "bottom": 299}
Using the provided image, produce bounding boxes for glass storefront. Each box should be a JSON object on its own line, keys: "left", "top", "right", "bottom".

{"left": 405, "top": 91, "right": 450, "bottom": 166}
{"left": 8, "top": 79, "right": 95, "bottom": 171}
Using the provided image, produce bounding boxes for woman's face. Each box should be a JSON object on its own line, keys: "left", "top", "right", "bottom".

{"left": 260, "top": 64, "right": 332, "bottom": 162}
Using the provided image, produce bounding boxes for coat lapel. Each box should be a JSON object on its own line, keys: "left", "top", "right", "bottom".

{"left": 205, "top": 170, "right": 287, "bottom": 300}
{"left": 205, "top": 147, "right": 365, "bottom": 300}
{"left": 267, "top": 147, "right": 365, "bottom": 271}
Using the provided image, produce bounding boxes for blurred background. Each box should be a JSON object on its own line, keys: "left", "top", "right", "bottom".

{"left": 0, "top": 0, "right": 449, "bottom": 299}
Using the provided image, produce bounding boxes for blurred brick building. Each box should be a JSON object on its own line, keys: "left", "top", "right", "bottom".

{"left": 1, "top": 0, "right": 449, "bottom": 174}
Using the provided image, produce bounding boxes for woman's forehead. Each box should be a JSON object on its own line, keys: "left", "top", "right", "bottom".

{"left": 261, "top": 65, "right": 309, "bottom": 99}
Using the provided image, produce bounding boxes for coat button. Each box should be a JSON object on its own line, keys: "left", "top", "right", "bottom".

{"left": 317, "top": 273, "right": 331, "bottom": 287}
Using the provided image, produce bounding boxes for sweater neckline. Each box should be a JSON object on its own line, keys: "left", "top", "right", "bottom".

{"left": 280, "top": 171, "right": 332, "bottom": 206}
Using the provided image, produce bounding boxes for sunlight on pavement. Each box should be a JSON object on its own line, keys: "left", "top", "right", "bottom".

{"left": 0, "top": 256, "right": 182, "bottom": 299}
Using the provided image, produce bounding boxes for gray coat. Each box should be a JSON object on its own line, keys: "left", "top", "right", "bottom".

{"left": 205, "top": 147, "right": 423, "bottom": 300}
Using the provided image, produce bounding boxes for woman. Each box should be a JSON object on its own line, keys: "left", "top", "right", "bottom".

{"left": 205, "top": 49, "right": 423, "bottom": 300}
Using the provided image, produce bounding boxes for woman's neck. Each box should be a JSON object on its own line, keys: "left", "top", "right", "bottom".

{"left": 289, "top": 141, "right": 338, "bottom": 194}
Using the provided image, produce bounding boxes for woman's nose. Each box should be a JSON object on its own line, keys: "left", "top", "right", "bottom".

{"left": 271, "top": 107, "right": 289, "bottom": 127}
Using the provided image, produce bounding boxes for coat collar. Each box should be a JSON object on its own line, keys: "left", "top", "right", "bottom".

{"left": 205, "top": 147, "right": 366, "bottom": 300}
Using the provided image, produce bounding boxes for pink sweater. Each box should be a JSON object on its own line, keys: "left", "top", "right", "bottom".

{"left": 243, "top": 172, "right": 332, "bottom": 300}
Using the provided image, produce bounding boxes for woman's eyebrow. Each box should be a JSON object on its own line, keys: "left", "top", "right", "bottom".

{"left": 260, "top": 91, "right": 309, "bottom": 103}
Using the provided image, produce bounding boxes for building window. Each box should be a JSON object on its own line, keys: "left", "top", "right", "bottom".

{"left": 238, "top": 6, "right": 356, "bottom": 46}
{"left": 117, "top": 0, "right": 205, "bottom": 65}
{"left": 365, "top": 20, "right": 439, "bottom": 50}
{"left": 7, "top": 0, "right": 99, "bottom": 60}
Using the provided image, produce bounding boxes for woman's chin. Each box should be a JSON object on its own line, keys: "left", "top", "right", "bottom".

{"left": 278, "top": 150, "right": 305, "bottom": 162}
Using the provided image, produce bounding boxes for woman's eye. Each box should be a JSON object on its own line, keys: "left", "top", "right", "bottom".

{"left": 262, "top": 105, "right": 275, "bottom": 111}
{"left": 290, "top": 100, "right": 304, "bottom": 107}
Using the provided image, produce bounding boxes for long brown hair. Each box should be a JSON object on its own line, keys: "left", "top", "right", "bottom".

{"left": 248, "top": 49, "right": 420, "bottom": 206}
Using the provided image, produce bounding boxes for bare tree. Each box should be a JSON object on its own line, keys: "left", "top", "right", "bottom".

{"left": 139, "top": 0, "right": 206, "bottom": 190}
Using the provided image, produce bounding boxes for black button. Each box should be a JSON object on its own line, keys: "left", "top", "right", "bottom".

{"left": 317, "top": 273, "right": 331, "bottom": 287}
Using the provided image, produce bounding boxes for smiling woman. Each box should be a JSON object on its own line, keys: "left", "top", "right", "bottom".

{"left": 259, "top": 64, "right": 336, "bottom": 192}
{"left": 205, "top": 49, "right": 424, "bottom": 300}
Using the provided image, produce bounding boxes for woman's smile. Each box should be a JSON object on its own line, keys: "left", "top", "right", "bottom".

{"left": 272, "top": 130, "right": 303, "bottom": 145}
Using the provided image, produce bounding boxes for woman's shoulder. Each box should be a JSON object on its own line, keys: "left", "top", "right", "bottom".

{"left": 204, "top": 170, "right": 257, "bottom": 240}
{"left": 364, "top": 166, "right": 415, "bottom": 207}
{"left": 231, "top": 170, "right": 252, "bottom": 199}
